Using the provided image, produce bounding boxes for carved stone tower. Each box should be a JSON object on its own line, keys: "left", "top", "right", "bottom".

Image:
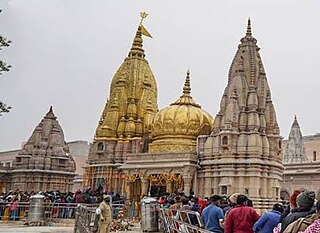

{"left": 11, "top": 107, "right": 76, "bottom": 192}
{"left": 85, "top": 15, "right": 158, "bottom": 192}
{"left": 284, "top": 116, "right": 307, "bottom": 163}
{"left": 198, "top": 19, "right": 283, "bottom": 211}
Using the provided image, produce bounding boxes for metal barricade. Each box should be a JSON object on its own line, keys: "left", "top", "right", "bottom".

{"left": 0, "top": 202, "right": 29, "bottom": 221}
{"left": 73, "top": 203, "right": 127, "bottom": 233}
{"left": 74, "top": 205, "right": 96, "bottom": 233}
{"left": 159, "top": 208, "right": 215, "bottom": 233}
{"left": 45, "top": 202, "right": 79, "bottom": 221}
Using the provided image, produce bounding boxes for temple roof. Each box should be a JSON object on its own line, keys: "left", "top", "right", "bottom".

{"left": 212, "top": 18, "right": 280, "bottom": 136}
{"left": 150, "top": 71, "right": 213, "bottom": 153}
{"left": 284, "top": 115, "right": 307, "bottom": 163}
{"left": 94, "top": 14, "right": 158, "bottom": 141}
{"left": 14, "top": 106, "right": 76, "bottom": 172}
{"left": 19, "top": 106, "right": 70, "bottom": 157}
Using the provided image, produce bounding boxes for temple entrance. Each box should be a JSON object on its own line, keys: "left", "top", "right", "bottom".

{"left": 127, "top": 173, "right": 185, "bottom": 200}
{"left": 148, "top": 173, "right": 184, "bottom": 195}
{"left": 128, "top": 174, "right": 142, "bottom": 202}
{"left": 150, "top": 185, "right": 166, "bottom": 197}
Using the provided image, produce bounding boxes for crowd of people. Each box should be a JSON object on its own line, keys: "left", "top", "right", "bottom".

{"left": 0, "top": 186, "right": 124, "bottom": 221}
{"left": 1, "top": 187, "right": 320, "bottom": 233}
{"left": 159, "top": 190, "right": 320, "bottom": 233}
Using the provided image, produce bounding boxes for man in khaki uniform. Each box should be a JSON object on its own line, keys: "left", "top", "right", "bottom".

{"left": 98, "top": 194, "right": 112, "bottom": 233}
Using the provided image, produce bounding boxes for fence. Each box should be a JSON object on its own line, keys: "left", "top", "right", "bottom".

{"left": 0, "top": 201, "right": 125, "bottom": 222}
{"left": 159, "top": 208, "right": 215, "bottom": 233}
{"left": 0, "top": 202, "right": 30, "bottom": 221}
{"left": 74, "top": 203, "right": 130, "bottom": 233}
{"left": 74, "top": 205, "right": 97, "bottom": 233}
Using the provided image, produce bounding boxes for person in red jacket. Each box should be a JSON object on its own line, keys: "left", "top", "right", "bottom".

{"left": 224, "top": 195, "right": 260, "bottom": 233}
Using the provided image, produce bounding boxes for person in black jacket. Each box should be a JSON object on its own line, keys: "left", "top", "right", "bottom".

{"left": 281, "top": 191, "right": 316, "bottom": 232}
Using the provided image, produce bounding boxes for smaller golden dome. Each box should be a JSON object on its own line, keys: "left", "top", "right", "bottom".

{"left": 150, "top": 71, "right": 214, "bottom": 153}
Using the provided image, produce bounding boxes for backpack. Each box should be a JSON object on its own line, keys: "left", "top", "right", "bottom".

{"left": 283, "top": 214, "right": 318, "bottom": 233}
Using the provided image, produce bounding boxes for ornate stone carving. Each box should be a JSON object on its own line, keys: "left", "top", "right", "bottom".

{"left": 11, "top": 107, "right": 76, "bottom": 192}
{"left": 199, "top": 19, "right": 283, "bottom": 211}
{"left": 284, "top": 116, "right": 307, "bottom": 163}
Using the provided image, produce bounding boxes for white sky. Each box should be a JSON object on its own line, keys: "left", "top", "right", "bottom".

{"left": 1, "top": 0, "right": 320, "bottom": 151}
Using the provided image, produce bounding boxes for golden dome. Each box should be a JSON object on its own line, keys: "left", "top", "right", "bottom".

{"left": 149, "top": 71, "right": 214, "bottom": 153}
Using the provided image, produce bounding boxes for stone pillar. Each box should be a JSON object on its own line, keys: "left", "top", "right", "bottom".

{"left": 141, "top": 177, "right": 149, "bottom": 196}
{"left": 126, "top": 180, "right": 132, "bottom": 200}
{"left": 166, "top": 179, "right": 172, "bottom": 194}
{"left": 204, "top": 172, "right": 212, "bottom": 197}
{"left": 183, "top": 177, "right": 192, "bottom": 196}
{"left": 193, "top": 172, "right": 198, "bottom": 195}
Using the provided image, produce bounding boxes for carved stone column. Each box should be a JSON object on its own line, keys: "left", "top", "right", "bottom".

{"left": 141, "top": 177, "right": 149, "bottom": 196}
{"left": 126, "top": 179, "right": 132, "bottom": 200}
{"left": 204, "top": 171, "right": 212, "bottom": 197}
{"left": 166, "top": 179, "right": 172, "bottom": 194}
{"left": 183, "top": 177, "right": 192, "bottom": 196}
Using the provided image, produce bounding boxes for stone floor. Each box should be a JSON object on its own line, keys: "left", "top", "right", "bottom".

{"left": 0, "top": 223, "right": 146, "bottom": 233}
{"left": 0, "top": 225, "right": 73, "bottom": 233}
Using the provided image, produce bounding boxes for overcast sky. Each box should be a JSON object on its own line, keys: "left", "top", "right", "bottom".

{"left": 1, "top": 0, "right": 320, "bottom": 151}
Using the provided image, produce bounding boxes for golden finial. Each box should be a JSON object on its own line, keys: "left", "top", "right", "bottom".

{"left": 246, "top": 17, "right": 252, "bottom": 37}
{"left": 140, "top": 12, "right": 148, "bottom": 25}
{"left": 183, "top": 69, "right": 191, "bottom": 96}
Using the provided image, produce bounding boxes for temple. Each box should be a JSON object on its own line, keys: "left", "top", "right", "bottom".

{"left": 198, "top": 19, "right": 283, "bottom": 211}
{"left": 283, "top": 115, "right": 307, "bottom": 163}
{"left": 10, "top": 107, "right": 76, "bottom": 192}
{"left": 85, "top": 15, "right": 158, "bottom": 194}
{"left": 83, "top": 16, "right": 283, "bottom": 210}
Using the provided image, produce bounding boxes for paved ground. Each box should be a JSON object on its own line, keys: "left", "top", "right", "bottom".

{"left": 0, "top": 225, "right": 73, "bottom": 233}
{"left": 0, "top": 223, "right": 145, "bottom": 233}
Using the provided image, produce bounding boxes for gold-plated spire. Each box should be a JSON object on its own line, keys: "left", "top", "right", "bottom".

{"left": 183, "top": 69, "right": 191, "bottom": 96}
{"left": 171, "top": 70, "right": 201, "bottom": 108}
{"left": 94, "top": 12, "right": 157, "bottom": 140}
{"left": 128, "top": 26, "right": 145, "bottom": 58}
{"left": 246, "top": 17, "right": 252, "bottom": 37}
{"left": 128, "top": 12, "right": 152, "bottom": 58}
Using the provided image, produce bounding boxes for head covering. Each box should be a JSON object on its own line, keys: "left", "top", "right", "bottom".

{"left": 103, "top": 194, "right": 111, "bottom": 202}
{"left": 297, "top": 191, "right": 315, "bottom": 209}
{"left": 229, "top": 193, "right": 241, "bottom": 204}
{"left": 289, "top": 190, "right": 301, "bottom": 207}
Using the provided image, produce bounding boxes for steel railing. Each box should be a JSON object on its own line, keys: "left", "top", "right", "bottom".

{"left": 73, "top": 203, "right": 127, "bottom": 233}
{"left": 0, "top": 201, "right": 125, "bottom": 222}
{"left": 159, "top": 208, "right": 216, "bottom": 233}
{"left": 74, "top": 205, "right": 97, "bottom": 233}
{"left": 0, "top": 202, "right": 29, "bottom": 221}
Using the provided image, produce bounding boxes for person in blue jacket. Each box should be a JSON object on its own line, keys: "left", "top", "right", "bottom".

{"left": 201, "top": 195, "right": 224, "bottom": 233}
{"left": 253, "top": 203, "right": 284, "bottom": 233}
